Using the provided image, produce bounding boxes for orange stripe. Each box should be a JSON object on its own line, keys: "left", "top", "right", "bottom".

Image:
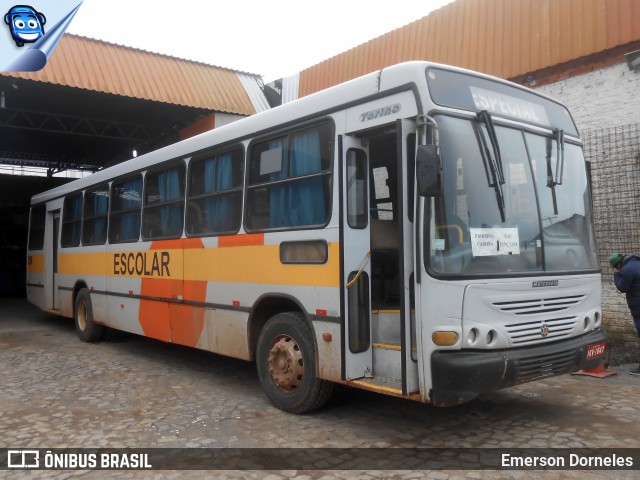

{"left": 149, "top": 238, "right": 204, "bottom": 250}
{"left": 140, "top": 237, "right": 207, "bottom": 345}
{"left": 218, "top": 233, "right": 265, "bottom": 248}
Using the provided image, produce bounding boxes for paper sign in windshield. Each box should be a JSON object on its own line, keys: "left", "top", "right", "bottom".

{"left": 470, "top": 228, "right": 520, "bottom": 256}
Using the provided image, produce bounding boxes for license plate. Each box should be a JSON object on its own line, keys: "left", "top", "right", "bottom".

{"left": 586, "top": 341, "right": 606, "bottom": 360}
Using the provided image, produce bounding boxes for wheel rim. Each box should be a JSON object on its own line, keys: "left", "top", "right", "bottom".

{"left": 77, "top": 299, "right": 87, "bottom": 332}
{"left": 267, "top": 334, "right": 304, "bottom": 392}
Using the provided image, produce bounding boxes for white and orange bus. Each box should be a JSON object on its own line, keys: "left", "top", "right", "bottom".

{"left": 26, "top": 62, "right": 607, "bottom": 413}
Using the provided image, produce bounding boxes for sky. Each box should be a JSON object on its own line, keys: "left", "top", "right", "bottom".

{"left": 66, "top": 0, "right": 453, "bottom": 82}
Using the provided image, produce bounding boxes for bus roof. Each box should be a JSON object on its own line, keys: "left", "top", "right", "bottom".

{"left": 31, "top": 61, "right": 572, "bottom": 205}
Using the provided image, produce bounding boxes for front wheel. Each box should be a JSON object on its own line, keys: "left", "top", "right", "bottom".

{"left": 74, "top": 288, "right": 104, "bottom": 342}
{"left": 256, "top": 312, "right": 333, "bottom": 413}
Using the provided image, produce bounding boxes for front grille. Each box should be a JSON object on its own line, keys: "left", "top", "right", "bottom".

{"left": 505, "top": 316, "right": 578, "bottom": 344}
{"left": 493, "top": 295, "right": 585, "bottom": 315}
{"left": 516, "top": 349, "right": 579, "bottom": 384}
{"left": 492, "top": 294, "right": 586, "bottom": 345}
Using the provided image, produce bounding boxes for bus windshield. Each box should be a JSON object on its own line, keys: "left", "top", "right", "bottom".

{"left": 428, "top": 114, "right": 599, "bottom": 276}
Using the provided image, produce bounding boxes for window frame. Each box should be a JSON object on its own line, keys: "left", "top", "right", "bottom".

{"left": 28, "top": 205, "right": 46, "bottom": 251}
{"left": 109, "top": 173, "right": 143, "bottom": 245}
{"left": 142, "top": 161, "right": 186, "bottom": 241}
{"left": 82, "top": 183, "right": 110, "bottom": 246}
{"left": 61, "top": 192, "right": 83, "bottom": 248}
{"left": 185, "top": 145, "right": 244, "bottom": 238}
{"left": 244, "top": 121, "right": 334, "bottom": 233}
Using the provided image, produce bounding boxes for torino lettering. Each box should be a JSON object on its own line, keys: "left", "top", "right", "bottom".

{"left": 360, "top": 103, "right": 401, "bottom": 122}
{"left": 113, "top": 251, "right": 171, "bottom": 277}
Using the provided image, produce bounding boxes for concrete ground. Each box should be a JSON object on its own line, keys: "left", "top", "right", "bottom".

{"left": 1, "top": 297, "right": 639, "bottom": 480}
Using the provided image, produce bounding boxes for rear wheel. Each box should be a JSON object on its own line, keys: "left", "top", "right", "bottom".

{"left": 256, "top": 312, "right": 333, "bottom": 413}
{"left": 74, "top": 288, "right": 104, "bottom": 342}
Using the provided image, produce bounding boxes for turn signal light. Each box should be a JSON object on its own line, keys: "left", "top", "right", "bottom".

{"left": 432, "top": 331, "right": 458, "bottom": 346}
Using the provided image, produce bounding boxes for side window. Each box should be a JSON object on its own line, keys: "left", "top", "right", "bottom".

{"left": 346, "top": 148, "right": 368, "bottom": 229}
{"left": 28, "top": 205, "right": 46, "bottom": 250}
{"left": 186, "top": 147, "right": 243, "bottom": 236}
{"left": 109, "top": 175, "right": 142, "bottom": 244}
{"left": 82, "top": 184, "right": 109, "bottom": 245}
{"left": 143, "top": 163, "right": 185, "bottom": 240}
{"left": 246, "top": 123, "right": 332, "bottom": 231}
{"left": 61, "top": 193, "right": 83, "bottom": 247}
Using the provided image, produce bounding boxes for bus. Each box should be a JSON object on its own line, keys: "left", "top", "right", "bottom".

{"left": 26, "top": 62, "right": 607, "bottom": 413}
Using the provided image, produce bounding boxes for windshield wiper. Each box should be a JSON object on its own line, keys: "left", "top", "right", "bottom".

{"left": 476, "top": 110, "right": 506, "bottom": 222}
{"left": 545, "top": 129, "right": 565, "bottom": 215}
{"left": 555, "top": 128, "right": 565, "bottom": 185}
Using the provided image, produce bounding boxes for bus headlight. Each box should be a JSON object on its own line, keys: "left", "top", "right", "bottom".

{"left": 432, "top": 331, "right": 458, "bottom": 346}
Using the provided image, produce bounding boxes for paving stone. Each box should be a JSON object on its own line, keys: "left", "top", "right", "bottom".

{"left": 2, "top": 298, "right": 640, "bottom": 479}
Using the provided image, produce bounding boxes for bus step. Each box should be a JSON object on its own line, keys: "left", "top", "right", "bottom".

{"left": 372, "top": 342, "right": 402, "bottom": 379}
{"left": 371, "top": 309, "right": 401, "bottom": 345}
{"left": 350, "top": 376, "right": 403, "bottom": 396}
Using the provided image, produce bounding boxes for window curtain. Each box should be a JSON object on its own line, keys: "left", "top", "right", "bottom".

{"left": 68, "top": 196, "right": 82, "bottom": 246}
{"left": 158, "top": 169, "right": 183, "bottom": 237}
{"left": 120, "top": 178, "right": 142, "bottom": 242}
{"left": 289, "top": 131, "right": 323, "bottom": 226}
{"left": 86, "top": 191, "right": 108, "bottom": 243}
{"left": 267, "top": 139, "right": 288, "bottom": 228}
{"left": 96, "top": 193, "right": 108, "bottom": 241}
{"left": 269, "top": 132, "right": 324, "bottom": 228}
{"left": 202, "top": 153, "right": 235, "bottom": 232}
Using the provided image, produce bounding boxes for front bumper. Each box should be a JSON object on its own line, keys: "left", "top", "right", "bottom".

{"left": 430, "top": 329, "right": 608, "bottom": 406}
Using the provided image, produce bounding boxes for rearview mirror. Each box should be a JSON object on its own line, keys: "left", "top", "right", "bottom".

{"left": 416, "top": 145, "right": 441, "bottom": 197}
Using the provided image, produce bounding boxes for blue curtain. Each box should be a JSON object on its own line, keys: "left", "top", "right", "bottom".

{"left": 269, "top": 131, "right": 324, "bottom": 228}
{"left": 199, "top": 154, "right": 236, "bottom": 233}
{"left": 290, "top": 131, "right": 323, "bottom": 226}
{"left": 85, "top": 190, "right": 108, "bottom": 243}
{"left": 158, "top": 168, "right": 183, "bottom": 237}
{"left": 266, "top": 139, "right": 287, "bottom": 228}
{"left": 94, "top": 192, "right": 108, "bottom": 242}
{"left": 69, "top": 196, "right": 82, "bottom": 245}
{"left": 120, "top": 178, "right": 142, "bottom": 242}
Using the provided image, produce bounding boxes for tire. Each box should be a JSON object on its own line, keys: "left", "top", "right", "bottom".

{"left": 256, "top": 312, "right": 333, "bottom": 413}
{"left": 74, "top": 288, "right": 104, "bottom": 342}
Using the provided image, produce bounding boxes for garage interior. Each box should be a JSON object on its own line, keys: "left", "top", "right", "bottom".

{"left": 0, "top": 35, "right": 267, "bottom": 296}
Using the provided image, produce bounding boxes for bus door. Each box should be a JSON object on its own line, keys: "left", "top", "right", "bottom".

{"left": 340, "top": 135, "right": 373, "bottom": 380}
{"left": 396, "top": 118, "right": 420, "bottom": 394}
{"left": 50, "top": 210, "right": 60, "bottom": 310}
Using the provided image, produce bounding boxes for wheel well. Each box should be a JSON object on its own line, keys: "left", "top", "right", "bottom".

{"left": 72, "top": 281, "right": 88, "bottom": 316}
{"left": 248, "top": 295, "right": 307, "bottom": 361}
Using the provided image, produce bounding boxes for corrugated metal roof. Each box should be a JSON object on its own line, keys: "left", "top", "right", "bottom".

{"left": 299, "top": 0, "right": 640, "bottom": 97}
{"left": 1, "top": 34, "right": 261, "bottom": 115}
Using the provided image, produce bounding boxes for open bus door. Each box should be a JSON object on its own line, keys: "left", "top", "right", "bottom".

{"left": 397, "top": 118, "right": 420, "bottom": 394}
{"left": 340, "top": 135, "right": 373, "bottom": 380}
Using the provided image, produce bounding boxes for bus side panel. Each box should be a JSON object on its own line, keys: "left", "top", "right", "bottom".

{"left": 107, "top": 243, "right": 146, "bottom": 336}
{"left": 195, "top": 308, "right": 251, "bottom": 360}
{"left": 58, "top": 248, "right": 108, "bottom": 322}
{"left": 26, "top": 252, "right": 46, "bottom": 310}
{"left": 314, "top": 321, "right": 342, "bottom": 379}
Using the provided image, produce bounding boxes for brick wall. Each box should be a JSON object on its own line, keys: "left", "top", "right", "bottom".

{"left": 534, "top": 62, "right": 640, "bottom": 132}
{"left": 532, "top": 60, "right": 640, "bottom": 364}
